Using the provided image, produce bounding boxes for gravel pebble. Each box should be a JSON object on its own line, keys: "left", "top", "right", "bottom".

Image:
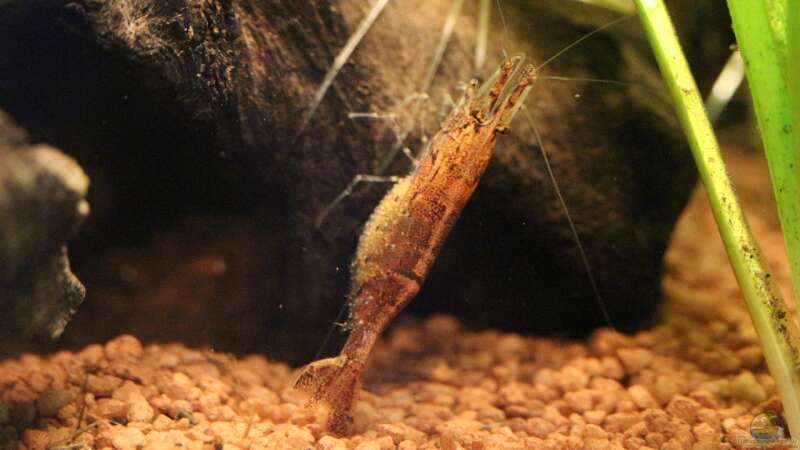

{"left": 35, "top": 389, "right": 73, "bottom": 417}
{"left": 104, "top": 426, "right": 146, "bottom": 449}
{"left": 627, "top": 385, "right": 658, "bottom": 410}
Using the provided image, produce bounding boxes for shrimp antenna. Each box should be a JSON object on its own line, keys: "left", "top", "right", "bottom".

{"left": 536, "top": 15, "right": 634, "bottom": 71}
{"left": 295, "top": 0, "right": 391, "bottom": 138}
{"left": 474, "top": 0, "right": 491, "bottom": 72}
{"left": 494, "top": 0, "right": 510, "bottom": 60}
{"left": 420, "top": 0, "right": 466, "bottom": 96}
{"left": 538, "top": 76, "right": 630, "bottom": 86}
{"left": 522, "top": 107, "right": 615, "bottom": 330}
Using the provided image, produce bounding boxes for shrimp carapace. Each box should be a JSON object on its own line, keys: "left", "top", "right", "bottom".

{"left": 294, "top": 56, "right": 536, "bottom": 435}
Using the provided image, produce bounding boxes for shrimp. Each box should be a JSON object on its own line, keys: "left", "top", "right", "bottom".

{"left": 294, "top": 55, "right": 536, "bottom": 434}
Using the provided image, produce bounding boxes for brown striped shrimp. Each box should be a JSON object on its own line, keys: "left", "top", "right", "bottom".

{"left": 294, "top": 55, "right": 536, "bottom": 435}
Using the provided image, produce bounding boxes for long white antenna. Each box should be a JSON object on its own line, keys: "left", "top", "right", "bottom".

{"left": 536, "top": 15, "right": 634, "bottom": 70}
{"left": 523, "top": 107, "right": 615, "bottom": 330}
{"left": 475, "top": 0, "right": 491, "bottom": 72}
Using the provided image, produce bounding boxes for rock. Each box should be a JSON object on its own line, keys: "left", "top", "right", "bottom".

{"left": 692, "top": 422, "right": 720, "bottom": 443}
{"left": 616, "top": 349, "right": 654, "bottom": 375}
{"left": 558, "top": 367, "right": 591, "bottom": 392}
{"left": 95, "top": 399, "right": 131, "bottom": 420}
{"left": 263, "top": 424, "right": 315, "bottom": 449}
{"left": 652, "top": 377, "right": 682, "bottom": 405}
{"left": 22, "top": 429, "right": 50, "bottom": 450}
{"left": 584, "top": 424, "right": 608, "bottom": 439}
{"left": 105, "top": 426, "right": 146, "bottom": 450}
{"left": 604, "top": 413, "right": 640, "bottom": 433}
{"left": 665, "top": 396, "right": 701, "bottom": 424}
{"left": 584, "top": 410, "right": 606, "bottom": 426}
{"left": 736, "top": 346, "right": 763, "bottom": 369}
{"left": 376, "top": 423, "right": 427, "bottom": 444}
{"left": 104, "top": 335, "right": 144, "bottom": 360}
{"left": 525, "top": 417, "right": 555, "bottom": 438}
{"left": 355, "top": 441, "right": 383, "bottom": 450}
{"left": 352, "top": 400, "right": 382, "bottom": 433}
{"left": 730, "top": 371, "right": 768, "bottom": 404}
{"left": 564, "top": 390, "right": 595, "bottom": 413}
{"left": 0, "top": 110, "right": 88, "bottom": 351}
{"left": 87, "top": 375, "right": 123, "bottom": 397}
{"left": 317, "top": 435, "right": 348, "bottom": 450}
{"left": 628, "top": 386, "right": 658, "bottom": 410}
{"left": 35, "top": 389, "right": 73, "bottom": 417}
{"left": 437, "top": 419, "right": 487, "bottom": 450}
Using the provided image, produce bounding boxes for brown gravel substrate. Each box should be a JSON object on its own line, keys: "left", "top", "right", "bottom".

{"left": 0, "top": 150, "right": 794, "bottom": 450}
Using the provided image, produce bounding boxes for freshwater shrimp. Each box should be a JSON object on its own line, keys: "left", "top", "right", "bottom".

{"left": 295, "top": 55, "right": 536, "bottom": 434}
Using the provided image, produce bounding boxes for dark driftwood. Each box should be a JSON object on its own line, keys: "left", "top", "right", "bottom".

{"left": 0, "top": 0, "right": 717, "bottom": 362}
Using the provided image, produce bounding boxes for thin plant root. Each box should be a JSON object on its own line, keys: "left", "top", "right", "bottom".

{"left": 294, "top": 56, "right": 536, "bottom": 435}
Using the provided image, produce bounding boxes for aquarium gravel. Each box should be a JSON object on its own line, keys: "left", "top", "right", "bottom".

{"left": 0, "top": 152, "right": 790, "bottom": 450}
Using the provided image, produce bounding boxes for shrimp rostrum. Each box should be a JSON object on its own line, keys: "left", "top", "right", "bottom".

{"left": 295, "top": 56, "right": 536, "bottom": 434}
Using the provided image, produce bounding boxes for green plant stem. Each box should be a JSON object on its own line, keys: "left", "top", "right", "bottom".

{"left": 727, "top": 0, "right": 800, "bottom": 323}
{"left": 787, "top": 0, "right": 800, "bottom": 182}
{"left": 573, "top": 0, "right": 635, "bottom": 15}
{"left": 634, "top": 0, "right": 800, "bottom": 437}
{"left": 764, "top": 0, "right": 788, "bottom": 74}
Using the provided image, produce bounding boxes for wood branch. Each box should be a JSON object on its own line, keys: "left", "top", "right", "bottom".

{"left": 0, "top": 0, "right": 708, "bottom": 361}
